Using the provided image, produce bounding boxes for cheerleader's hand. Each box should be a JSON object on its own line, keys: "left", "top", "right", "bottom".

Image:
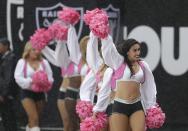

{"left": 92, "top": 112, "right": 97, "bottom": 120}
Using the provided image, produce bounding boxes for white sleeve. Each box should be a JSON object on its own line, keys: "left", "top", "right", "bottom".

{"left": 14, "top": 59, "right": 32, "bottom": 89}
{"left": 101, "top": 35, "right": 124, "bottom": 70}
{"left": 79, "top": 70, "right": 97, "bottom": 103}
{"left": 43, "top": 59, "right": 54, "bottom": 83}
{"left": 93, "top": 68, "right": 113, "bottom": 113}
{"left": 67, "top": 25, "right": 81, "bottom": 65}
{"left": 140, "top": 61, "right": 157, "bottom": 111}
{"left": 42, "top": 41, "right": 71, "bottom": 68}
{"left": 42, "top": 46, "right": 57, "bottom": 66}
{"left": 86, "top": 32, "right": 103, "bottom": 73}
{"left": 55, "top": 40, "right": 71, "bottom": 68}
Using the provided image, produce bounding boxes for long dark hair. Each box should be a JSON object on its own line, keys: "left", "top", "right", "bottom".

{"left": 116, "top": 38, "right": 140, "bottom": 75}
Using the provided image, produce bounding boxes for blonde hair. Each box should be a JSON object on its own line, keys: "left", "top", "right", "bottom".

{"left": 22, "top": 41, "right": 42, "bottom": 60}
{"left": 80, "top": 36, "right": 89, "bottom": 64}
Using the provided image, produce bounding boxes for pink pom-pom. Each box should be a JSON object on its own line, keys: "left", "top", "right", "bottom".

{"left": 89, "top": 11, "right": 109, "bottom": 39}
{"left": 76, "top": 100, "right": 93, "bottom": 120}
{"left": 145, "top": 105, "right": 165, "bottom": 129}
{"left": 30, "top": 28, "right": 52, "bottom": 50}
{"left": 145, "top": 125, "right": 148, "bottom": 131}
{"left": 80, "top": 117, "right": 99, "bottom": 131}
{"left": 80, "top": 112, "right": 108, "bottom": 131}
{"left": 84, "top": 8, "right": 103, "bottom": 25}
{"left": 95, "top": 112, "right": 108, "bottom": 129}
{"left": 58, "top": 8, "right": 80, "bottom": 25}
{"left": 84, "top": 9, "right": 109, "bottom": 39}
{"left": 48, "top": 22, "right": 68, "bottom": 41}
{"left": 31, "top": 70, "right": 52, "bottom": 92}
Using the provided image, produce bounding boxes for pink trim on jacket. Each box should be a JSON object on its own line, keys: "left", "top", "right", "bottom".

{"left": 111, "top": 63, "right": 126, "bottom": 90}
{"left": 61, "top": 59, "right": 83, "bottom": 77}
{"left": 110, "top": 61, "right": 145, "bottom": 90}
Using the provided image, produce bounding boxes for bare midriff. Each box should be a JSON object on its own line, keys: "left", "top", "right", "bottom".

{"left": 115, "top": 81, "right": 141, "bottom": 101}
{"left": 68, "top": 76, "right": 81, "bottom": 88}
{"left": 110, "top": 91, "right": 116, "bottom": 101}
{"left": 61, "top": 76, "right": 81, "bottom": 89}
{"left": 61, "top": 77, "right": 69, "bottom": 88}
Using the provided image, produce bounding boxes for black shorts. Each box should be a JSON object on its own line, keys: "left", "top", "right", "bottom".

{"left": 112, "top": 100, "right": 143, "bottom": 117}
{"left": 20, "top": 89, "right": 45, "bottom": 102}
{"left": 106, "top": 103, "right": 113, "bottom": 117}
{"left": 58, "top": 87, "right": 79, "bottom": 100}
{"left": 58, "top": 90, "right": 66, "bottom": 100}
{"left": 65, "top": 88, "right": 79, "bottom": 100}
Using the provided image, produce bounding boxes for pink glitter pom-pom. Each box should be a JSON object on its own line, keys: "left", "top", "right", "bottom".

{"left": 58, "top": 8, "right": 80, "bottom": 25}
{"left": 84, "top": 8, "right": 109, "bottom": 38}
{"left": 76, "top": 100, "right": 93, "bottom": 120}
{"left": 30, "top": 28, "right": 52, "bottom": 50}
{"left": 95, "top": 112, "right": 108, "bottom": 129}
{"left": 80, "top": 117, "right": 99, "bottom": 131}
{"left": 84, "top": 8, "right": 103, "bottom": 25}
{"left": 31, "top": 70, "right": 52, "bottom": 92}
{"left": 88, "top": 10, "right": 109, "bottom": 38}
{"left": 145, "top": 105, "right": 166, "bottom": 129}
{"left": 84, "top": 8, "right": 110, "bottom": 38}
{"left": 80, "top": 112, "right": 107, "bottom": 131}
{"left": 48, "top": 22, "right": 68, "bottom": 41}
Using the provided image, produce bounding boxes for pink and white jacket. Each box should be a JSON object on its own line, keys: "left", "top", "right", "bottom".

{"left": 80, "top": 32, "right": 114, "bottom": 113}
{"left": 101, "top": 35, "right": 157, "bottom": 112}
{"left": 14, "top": 58, "right": 54, "bottom": 90}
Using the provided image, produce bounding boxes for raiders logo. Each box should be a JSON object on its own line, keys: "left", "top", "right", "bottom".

{"left": 7, "top": 0, "right": 24, "bottom": 50}
{"left": 35, "top": 2, "right": 84, "bottom": 39}
{"left": 103, "top": 4, "right": 120, "bottom": 43}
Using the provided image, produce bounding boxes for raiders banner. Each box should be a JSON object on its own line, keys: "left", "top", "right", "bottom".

{"left": 0, "top": 0, "right": 187, "bottom": 127}
{"left": 35, "top": 3, "right": 84, "bottom": 39}
{"left": 0, "top": 0, "right": 25, "bottom": 57}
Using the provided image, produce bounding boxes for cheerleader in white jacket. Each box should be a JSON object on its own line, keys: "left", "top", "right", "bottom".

{"left": 14, "top": 42, "right": 54, "bottom": 131}
{"left": 79, "top": 32, "right": 115, "bottom": 131}
{"left": 42, "top": 25, "right": 90, "bottom": 131}
{"left": 100, "top": 36, "right": 157, "bottom": 131}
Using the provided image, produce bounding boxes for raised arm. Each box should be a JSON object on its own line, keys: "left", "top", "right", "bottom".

{"left": 86, "top": 32, "right": 103, "bottom": 73}
{"left": 42, "top": 46, "right": 57, "bottom": 66}
{"left": 54, "top": 40, "right": 71, "bottom": 68}
{"left": 67, "top": 25, "right": 81, "bottom": 65}
{"left": 42, "top": 40, "right": 71, "bottom": 68}
{"left": 101, "top": 35, "right": 124, "bottom": 70}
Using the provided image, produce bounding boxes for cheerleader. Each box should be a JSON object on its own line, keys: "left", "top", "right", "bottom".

{"left": 42, "top": 32, "right": 90, "bottom": 131}
{"left": 101, "top": 37, "right": 158, "bottom": 131}
{"left": 79, "top": 32, "right": 115, "bottom": 131}
{"left": 14, "top": 42, "right": 54, "bottom": 131}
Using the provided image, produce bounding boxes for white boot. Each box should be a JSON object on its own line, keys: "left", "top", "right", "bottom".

{"left": 26, "top": 125, "right": 30, "bottom": 131}
{"left": 30, "top": 126, "right": 40, "bottom": 131}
